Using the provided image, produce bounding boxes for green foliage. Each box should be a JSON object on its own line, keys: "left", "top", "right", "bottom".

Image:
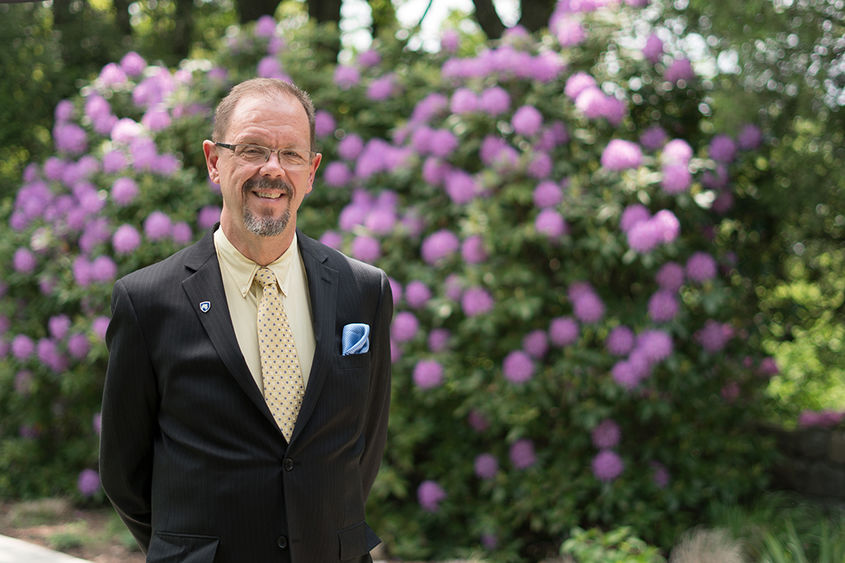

{"left": 560, "top": 526, "right": 665, "bottom": 563}
{"left": 0, "top": 4, "right": 802, "bottom": 560}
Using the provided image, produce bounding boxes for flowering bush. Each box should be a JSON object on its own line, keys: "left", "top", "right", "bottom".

{"left": 0, "top": 2, "right": 780, "bottom": 559}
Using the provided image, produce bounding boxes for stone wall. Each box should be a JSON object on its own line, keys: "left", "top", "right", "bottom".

{"left": 760, "top": 423, "right": 845, "bottom": 500}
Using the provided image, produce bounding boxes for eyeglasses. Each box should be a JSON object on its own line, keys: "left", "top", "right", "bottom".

{"left": 214, "top": 142, "right": 316, "bottom": 170}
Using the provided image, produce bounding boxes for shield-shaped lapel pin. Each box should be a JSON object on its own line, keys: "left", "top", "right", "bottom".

{"left": 199, "top": 301, "right": 211, "bottom": 313}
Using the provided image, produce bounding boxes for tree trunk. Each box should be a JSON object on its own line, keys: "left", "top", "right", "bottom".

{"left": 518, "top": 0, "right": 556, "bottom": 33}
{"left": 307, "top": 0, "right": 342, "bottom": 62}
{"left": 172, "top": 0, "right": 194, "bottom": 59}
{"left": 235, "top": 0, "right": 280, "bottom": 23}
{"left": 112, "top": 0, "right": 132, "bottom": 38}
{"left": 470, "top": 0, "right": 505, "bottom": 40}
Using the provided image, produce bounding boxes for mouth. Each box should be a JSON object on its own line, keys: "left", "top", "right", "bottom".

{"left": 244, "top": 178, "right": 292, "bottom": 202}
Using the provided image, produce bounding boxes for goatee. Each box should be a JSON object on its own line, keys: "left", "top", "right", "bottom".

{"left": 242, "top": 177, "right": 292, "bottom": 237}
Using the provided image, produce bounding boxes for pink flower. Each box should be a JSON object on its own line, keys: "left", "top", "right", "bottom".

{"left": 119, "top": 51, "right": 146, "bottom": 76}
{"left": 686, "top": 252, "right": 717, "bottom": 282}
{"left": 462, "top": 287, "right": 494, "bottom": 317}
{"left": 533, "top": 181, "right": 562, "bottom": 208}
{"left": 111, "top": 177, "right": 139, "bottom": 206}
{"left": 12, "top": 335, "right": 35, "bottom": 360}
{"left": 429, "top": 129, "right": 458, "bottom": 158}
{"left": 54, "top": 123, "right": 87, "bottom": 154}
{"left": 549, "top": 316, "right": 579, "bottom": 347}
{"left": 405, "top": 281, "right": 431, "bottom": 308}
{"left": 198, "top": 206, "right": 221, "bottom": 230}
{"left": 648, "top": 290, "right": 679, "bottom": 322}
{"left": 738, "top": 124, "right": 763, "bottom": 150}
{"left": 601, "top": 139, "right": 642, "bottom": 171}
{"left": 428, "top": 329, "right": 451, "bottom": 353}
{"left": 254, "top": 15, "right": 276, "bottom": 37}
{"left": 333, "top": 65, "right": 360, "bottom": 89}
{"left": 554, "top": 16, "right": 586, "bottom": 47}
{"left": 652, "top": 210, "right": 680, "bottom": 243}
{"left": 351, "top": 235, "right": 381, "bottom": 263}
{"left": 620, "top": 204, "right": 651, "bottom": 232}
{"left": 661, "top": 164, "right": 692, "bottom": 193}
{"left": 640, "top": 125, "right": 667, "bottom": 150}
{"left": 314, "top": 111, "right": 336, "bottom": 138}
{"left": 509, "top": 439, "right": 536, "bottom": 469}
{"left": 564, "top": 72, "right": 597, "bottom": 100}
{"left": 643, "top": 33, "right": 663, "bottom": 63}
{"left": 665, "top": 58, "right": 695, "bottom": 83}
{"left": 592, "top": 450, "right": 624, "bottom": 482}
{"left": 338, "top": 134, "right": 364, "bottom": 161}
{"left": 68, "top": 333, "right": 90, "bottom": 359}
{"left": 421, "top": 229, "right": 460, "bottom": 265}
{"left": 13, "top": 248, "right": 36, "bottom": 273}
{"left": 358, "top": 48, "right": 381, "bottom": 67}
{"left": 535, "top": 209, "right": 568, "bottom": 239}
{"left": 527, "top": 152, "right": 553, "bottom": 179}
{"left": 144, "top": 211, "right": 171, "bottom": 240}
{"left": 445, "top": 170, "right": 478, "bottom": 204}
{"left": 572, "top": 289, "right": 605, "bottom": 324}
{"left": 319, "top": 231, "right": 342, "bottom": 249}
{"left": 512, "top": 105, "right": 543, "bottom": 137}
{"left": 450, "top": 88, "right": 478, "bottom": 114}
{"left": 523, "top": 330, "right": 549, "bottom": 359}
{"left": 48, "top": 315, "right": 71, "bottom": 341}
{"left": 367, "top": 74, "right": 396, "bottom": 101}
{"left": 503, "top": 350, "right": 535, "bottom": 384}
{"left": 461, "top": 235, "right": 487, "bottom": 264}
{"left": 391, "top": 312, "right": 419, "bottom": 343}
{"left": 652, "top": 462, "right": 670, "bottom": 488}
{"left": 709, "top": 134, "right": 737, "bottom": 163}
{"left": 112, "top": 224, "right": 142, "bottom": 254}
{"left": 171, "top": 222, "right": 192, "bottom": 245}
{"left": 90, "top": 256, "right": 118, "bottom": 283}
{"left": 468, "top": 409, "right": 490, "bottom": 432}
{"left": 78, "top": 469, "right": 101, "bottom": 497}
{"left": 662, "top": 139, "right": 693, "bottom": 165}
{"left": 759, "top": 357, "right": 779, "bottom": 376}
{"left": 413, "top": 360, "right": 444, "bottom": 389}
{"left": 474, "top": 453, "right": 498, "bottom": 479}
{"left": 418, "top": 480, "right": 446, "bottom": 512}
{"left": 479, "top": 86, "right": 510, "bottom": 115}
{"left": 92, "top": 317, "right": 110, "bottom": 340}
{"left": 656, "top": 262, "right": 685, "bottom": 291}
{"left": 636, "top": 329, "right": 673, "bottom": 362}
{"left": 696, "top": 320, "right": 733, "bottom": 353}
{"left": 440, "top": 29, "right": 460, "bottom": 52}
{"left": 606, "top": 326, "right": 634, "bottom": 356}
{"left": 324, "top": 162, "right": 352, "bottom": 187}
{"left": 591, "top": 419, "right": 621, "bottom": 449}
{"left": 141, "top": 106, "right": 171, "bottom": 131}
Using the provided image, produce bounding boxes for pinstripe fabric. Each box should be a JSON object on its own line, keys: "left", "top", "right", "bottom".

{"left": 256, "top": 267, "right": 303, "bottom": 441}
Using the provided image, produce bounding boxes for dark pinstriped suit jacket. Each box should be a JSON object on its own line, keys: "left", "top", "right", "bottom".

{"left": 99, "top": 227, "right": 392, "bottom": 563}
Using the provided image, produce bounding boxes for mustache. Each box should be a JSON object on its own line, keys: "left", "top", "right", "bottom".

{"left": 243, "top": 177, "right": 293, "bottom": 196}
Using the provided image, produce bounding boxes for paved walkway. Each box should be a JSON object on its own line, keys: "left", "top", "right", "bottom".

{"left": 0, "top": 535, "right": 91, "bottom": 563}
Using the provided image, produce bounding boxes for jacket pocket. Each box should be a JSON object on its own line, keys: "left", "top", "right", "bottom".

{"left": 338, "top": 521, "right": 381, "bottom": 560}
{"left": 147, "top": 531, "right": 220, "bottom": 563}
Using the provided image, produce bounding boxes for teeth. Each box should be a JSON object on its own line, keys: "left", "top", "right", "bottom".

{"left": 255, "top": 191, "right": 282, "bottom": 199}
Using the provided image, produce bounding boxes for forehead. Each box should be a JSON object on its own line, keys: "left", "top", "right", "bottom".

{"left": 226, "top": 92, "right": 309, "bottom": 141}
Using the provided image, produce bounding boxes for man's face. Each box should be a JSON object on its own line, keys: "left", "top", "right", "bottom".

{"left": 203, "top": 92, "right": 321, "bottom": 246}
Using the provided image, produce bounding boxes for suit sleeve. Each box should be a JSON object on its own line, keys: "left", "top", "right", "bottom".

{"left": 99, "top": 279, "right": 158, "bottom": 552}
{"left": 359, "top": 270, "right": 393, "bottom": 498}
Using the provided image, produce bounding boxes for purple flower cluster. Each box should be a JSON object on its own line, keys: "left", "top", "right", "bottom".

{"left": 695, "top": 319, "right": 734, "bottom": 353}
{"left": 611, "top": 329, "right": 673, "bottom": 389}
{"left": 442, "top": 45, "right": 565, "bottom": 84}
{"left": 592, "top": 450, "right": 624, "bottom": 482}
{"left": 509, "top": 439, "right": 536, "bottom": 469}
{"left": 417, "top": 480, "right": 446, "bottom": 512}
{"left": 413, "top": 360, "right": 444, "bottom": 389}
{"left": 569, "top": 282, "right": 605, "bottom": 324}
{"left": 798, "top": 409, "right": 845, "bottom": 429}
{"left": 621, "top": 206, "right": 680, "bottom": 253}
{"left": 601, "top": 139, "right": 642, "bottom": 171}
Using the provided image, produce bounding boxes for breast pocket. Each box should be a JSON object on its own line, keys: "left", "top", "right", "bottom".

{"left": 147, "top": 531, "right": 220, "bottom": 563}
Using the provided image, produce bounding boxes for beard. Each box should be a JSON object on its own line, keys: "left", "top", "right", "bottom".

{"left": 242, "top": 177, "right": 293, "bottom": 237}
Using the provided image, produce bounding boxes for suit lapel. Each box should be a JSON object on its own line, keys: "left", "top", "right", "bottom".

{"left": 181, "top": 229, "right": 276, "bottom": 425}
{"left": 291, "top": 231, "right": 338, "bottom": 444}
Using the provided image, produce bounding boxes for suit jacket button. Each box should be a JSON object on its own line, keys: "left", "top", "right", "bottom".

{"left": 283, "top": 458, "right": 295, "bottom": 471}
{"left": 277, "top": 535, "right": 288, "bottom": 549}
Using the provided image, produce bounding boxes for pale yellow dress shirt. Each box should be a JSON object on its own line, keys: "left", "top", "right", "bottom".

{"left": 214, "top": 228, "right": 316, "bottom": 392}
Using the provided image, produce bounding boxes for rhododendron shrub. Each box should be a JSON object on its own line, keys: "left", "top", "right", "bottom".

{"left": 0, "top": 3, "right": 778, "bottom": 559}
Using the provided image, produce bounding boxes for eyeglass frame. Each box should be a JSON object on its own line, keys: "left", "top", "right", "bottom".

{"left": 213, "top": 142, "right": 318, "bottom": 170}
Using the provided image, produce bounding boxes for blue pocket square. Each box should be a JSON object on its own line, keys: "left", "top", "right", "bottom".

{"left": 342, "top": 323, "right": 370, "bottom": 355}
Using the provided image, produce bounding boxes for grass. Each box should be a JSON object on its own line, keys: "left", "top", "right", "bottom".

{"left": 706, "top": 491, "right": 845, "bottom": 563}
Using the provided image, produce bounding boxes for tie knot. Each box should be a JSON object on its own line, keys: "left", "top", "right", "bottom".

{"left": 255, "top": 267, "right": 277, "bottom": 289}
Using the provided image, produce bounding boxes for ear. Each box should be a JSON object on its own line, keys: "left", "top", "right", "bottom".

{"left": 305, "top": 152, "right": 322, "bottom": 195}
{"left": 202, "top": 140, "right": 221, "bottom": 185}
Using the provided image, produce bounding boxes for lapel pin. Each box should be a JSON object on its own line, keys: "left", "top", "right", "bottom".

{"left": 199, "top": 301, "right": 211, "bottom": 313}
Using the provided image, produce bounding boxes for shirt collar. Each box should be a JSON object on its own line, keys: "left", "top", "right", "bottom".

{"left": 214, "top": 228, "right": 298, "bottom": 298}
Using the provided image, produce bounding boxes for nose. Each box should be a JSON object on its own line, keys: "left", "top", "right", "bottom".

{"left": 259, "top": 150, "right": 287, "bottom": 178}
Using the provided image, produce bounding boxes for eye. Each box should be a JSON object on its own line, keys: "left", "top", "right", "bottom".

{"left": 281, "top": 150, "right": 307, "bottom": 164}
{"left": 238, "top": 145, "right": 268, "bottom": 159}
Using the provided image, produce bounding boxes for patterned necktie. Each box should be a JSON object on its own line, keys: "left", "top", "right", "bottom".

{"left": 255, "top": 267, "right": 304, "bottom": 441}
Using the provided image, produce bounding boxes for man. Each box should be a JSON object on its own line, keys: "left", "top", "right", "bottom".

{"left": 99, "top": 78, "right": 393, "bottom": 562}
